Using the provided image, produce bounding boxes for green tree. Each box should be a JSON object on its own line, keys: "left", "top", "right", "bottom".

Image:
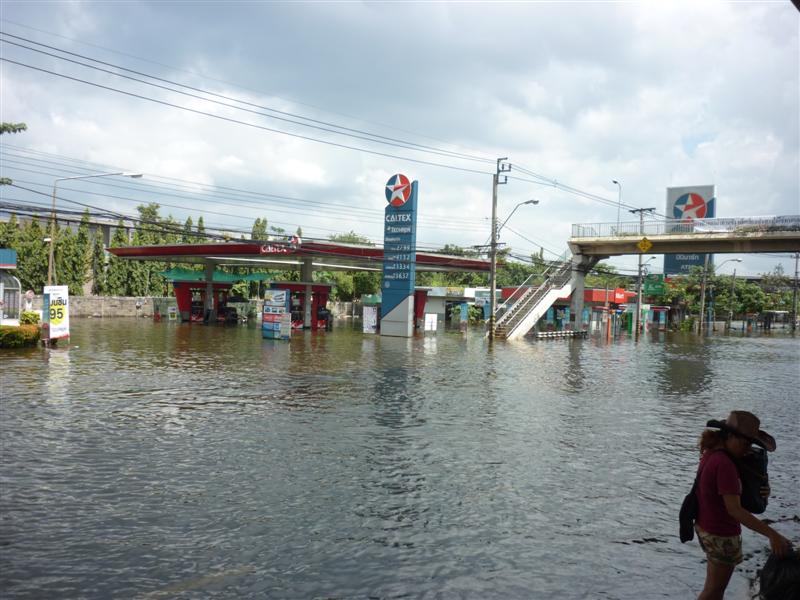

{"left": 0, "top": 123, "right": 27, "bottom": 185}
{"left": 16, "top": 217, "right": 48, "bottom": 292}
{"left": 329, "top": 230, "right": 372, "bottom": 245}
{"left": 196, "top": 216, "right": 206, "bottom": 240}
{"left": 105, "top": 221, "right": 131, "bottom": 296}
{"left": 251, "top": 217, "right": 268, "bottom": 241}
{"left": 90, "top": 234, "right": 107, "bottom": 295}
{"left": 182, "top": 216, "right": 195, "bottom": 243}
{"left": 56, "top": 211, "right": 91, "bottom": 295}
{"left": 0, "top": 213, "right": 20, "bottom": 248}
{"left": 129, "top": 204, "right": 166, "bottom": 296}
{"left": 0, "top": 122, "right": 26, "bottom": 134}
{"left": 586, "top": 262, "right": 625, "bottom": 290}
{"left": 296, "top": 226, "right": 303, "bottom": 238}
{"left": 326, "top": 231, "right": 374, "bottom": 300}
{"left": 353, "top": 271, "right": 380, "bottom": 297}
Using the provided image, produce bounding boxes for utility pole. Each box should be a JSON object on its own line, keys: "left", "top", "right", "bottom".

{"left": 698, "top": 254, "right": 710, "bottom": 335}
{"left": 488, "top": 157, "right": 510, "bottom": 340}
{"left": 792, "top": 252, "right": 799, "bottom": 333}
{"left": 629, "top": 207, "right": 655, "bottom": 340}
{"left": 728, "top": 268, "right": 737, "bottom": 330}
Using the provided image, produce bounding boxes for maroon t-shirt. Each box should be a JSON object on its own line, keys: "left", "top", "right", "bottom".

{"left": 696, "top": 450, "right": 742, "bottom": 536}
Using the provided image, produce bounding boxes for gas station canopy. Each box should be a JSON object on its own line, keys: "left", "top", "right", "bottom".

{"left": 108, "top": 240, "right": 492, "bottom": 273}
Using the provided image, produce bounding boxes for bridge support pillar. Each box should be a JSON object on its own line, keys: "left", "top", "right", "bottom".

{"left": 301, "top": 258, "right": 314, "bottom": 328}
{"left": 570, "top": 254, "right": 594, "bottom": 331}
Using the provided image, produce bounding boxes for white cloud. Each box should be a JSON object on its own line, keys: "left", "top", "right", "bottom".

{"left": 0, "top": 1, "right": 796, "bottom": 275}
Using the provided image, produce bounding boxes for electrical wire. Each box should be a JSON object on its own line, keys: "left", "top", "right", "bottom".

{"left": 0, "top": 34, "right": 496, "bottom": 165}
{"left": 0, "top": 152, "right": 491, "bottom": 232}
{"left": 0, "top": 19, "right": 496, "bottom": 160}
{"left": 1, "top": 57, "right": 496, "bottom": 178}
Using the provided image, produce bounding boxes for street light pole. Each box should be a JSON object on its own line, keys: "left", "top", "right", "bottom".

{"left": 497, "top": 199, "right": 539, "bottom": 236}
{"left": 728, "top": 268, "right": 737, "bottom": 329}
{"left": 792, "top": 252, "right": 799, "bottom": 333}
{"left": 629, "top": 206, "right": 655, "bottom": 339}
{"left": 699, "top": 257, "right": 741, "bottom": 334}
{"left": 612, "top": 180, "right": 622, "bottom": 231}
{"left": 47, "top": 171, "right": 143, "bottom": 286}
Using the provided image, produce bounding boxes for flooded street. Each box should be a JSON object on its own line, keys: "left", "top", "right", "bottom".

{"left": 1, "top": 320, "right": 798, "bottom": 599}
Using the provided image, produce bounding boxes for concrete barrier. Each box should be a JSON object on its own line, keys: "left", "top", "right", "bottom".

{"left": 26, "top": 296, "right": 360, "bottom": 319}
{"left": 29, "top": 296, "right": 173, "bottom": 318}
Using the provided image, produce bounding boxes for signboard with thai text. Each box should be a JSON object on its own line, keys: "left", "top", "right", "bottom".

{"left": 644, "top": 274, "right": 666, "bottom": 296}
{"left": 43, "top": 285, "right": 70, "bottom": 340}
{"left": 381, "top": 175, "right": 418, "bottom": 321}
{"left": 262, "top": 290, "right": 290, "bottom": 340}
{"left": 664, "top": 185, "right": 716, "bottom": 275}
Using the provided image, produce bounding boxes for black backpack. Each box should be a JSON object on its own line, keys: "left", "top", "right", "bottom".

{"left": 735, "top": 446, "right": 769, "bottom": 515}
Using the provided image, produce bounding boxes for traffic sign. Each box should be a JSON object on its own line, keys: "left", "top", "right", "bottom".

{"left": 644, "top": 274, "right": 666, "bottom": 296}
{"left": 637, "top": 237, "right": 653, "bottom": 253}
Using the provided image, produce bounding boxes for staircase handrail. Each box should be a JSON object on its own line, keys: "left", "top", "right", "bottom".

{"left": 494, "top": 251, "right": 570, "bottom": 318}
{"left": 495, "top": 260, "right": 573, "bottom": 331}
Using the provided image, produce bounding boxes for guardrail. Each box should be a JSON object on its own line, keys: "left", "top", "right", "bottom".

{"left": 571, "top": 215, "right": 800, "bottom": 238}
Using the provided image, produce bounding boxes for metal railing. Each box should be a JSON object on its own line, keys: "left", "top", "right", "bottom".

{"left": 494, "top": 260, "right": 573, "bottom": 336}
{"left": 494, "top": 250, "right": 570, "bottom": 318}
{"left": 571, "top": 215, "right": 800, "bottom": 239}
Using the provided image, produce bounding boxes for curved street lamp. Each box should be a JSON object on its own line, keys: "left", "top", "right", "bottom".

{"left": 496, "top": 199, "right": 539, "bottom": 239}
{"left": 489, "top": 198, "right": 540, "bottom": 338}
{"left": 47, "top": 172, "right": 143, "bottom": 286}
{"left": 612, "top": 180, "right": 622, "bottom": 231}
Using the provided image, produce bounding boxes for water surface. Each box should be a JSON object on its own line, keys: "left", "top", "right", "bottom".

{"left": 1, "top": 320, "right": 798, "bottom": 599}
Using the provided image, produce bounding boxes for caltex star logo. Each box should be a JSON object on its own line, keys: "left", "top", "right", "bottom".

{"left": 385, "top": 174, "right": 412, "bottom": 206}
{"left": 674, "top": 192, "right": 708, "bottom": 220}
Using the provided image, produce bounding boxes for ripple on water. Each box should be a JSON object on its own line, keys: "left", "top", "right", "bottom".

{"left": 1, "top": 322, "right": 798, "bottom": 599}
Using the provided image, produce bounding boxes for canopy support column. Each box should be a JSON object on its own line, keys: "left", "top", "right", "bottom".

{"left": 204, "top": 261, "right": 217, "bottom": 323}
{"left": 301, "top": 258, "right": 314, "bottom": 328}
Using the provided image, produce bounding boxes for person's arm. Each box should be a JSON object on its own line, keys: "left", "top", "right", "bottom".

{"left": 723, "top": 494, "right": 792, "bottom": 557}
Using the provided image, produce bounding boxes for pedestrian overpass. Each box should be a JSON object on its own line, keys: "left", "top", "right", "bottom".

{"left": 492, "top": 216, "right": 800, "bottom": 340}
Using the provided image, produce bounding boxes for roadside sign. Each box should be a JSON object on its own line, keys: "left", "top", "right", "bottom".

{"left": 43, "top": 286, "right": 70, "bottom": 340}
{"left": 637, "top": 237, "right": 653, "bottom": 253}
{"left": 644, "top": 274, "right": 666, "bottom": 296}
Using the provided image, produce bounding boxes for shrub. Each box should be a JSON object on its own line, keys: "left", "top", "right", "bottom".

{"left": 0, "top": 324, "right": 41, "bottom": 348}
{"left": 20, "top": 310, "right": 40, "bottom": 325}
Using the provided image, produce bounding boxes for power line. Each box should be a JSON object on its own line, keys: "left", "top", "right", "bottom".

{"left": 0, "top": 148, "right": 490, "bottom": 230}
{"left": 1, "top": 189, "right": 478, "bottom": 254}
{"left": 0, "top": 57, "right": 495, "bottom": 178}
{"left": 0, "top": 33, "right": 496, "bottom": 165}
{"left": 0, "top": 19, "right": 495, "bottom": 159}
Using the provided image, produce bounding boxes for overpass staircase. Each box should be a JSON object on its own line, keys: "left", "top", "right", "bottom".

{"left": 492, "top": 259, "right": 574, "bottom": 340}
{"left": 492, "top": 254, "right": 600, "bottom": 340}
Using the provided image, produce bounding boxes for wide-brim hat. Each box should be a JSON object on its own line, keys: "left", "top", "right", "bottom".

{"left": 707, "top": 410, "right": 776, "bottom": 452}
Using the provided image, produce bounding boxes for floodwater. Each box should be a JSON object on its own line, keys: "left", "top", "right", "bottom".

{"left": 1, "top": 320, "right": 798, "bottom": 599}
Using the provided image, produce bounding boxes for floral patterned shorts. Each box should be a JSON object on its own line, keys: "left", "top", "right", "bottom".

{"left": 695, "top": 525, "right": 743, "bottom": 566}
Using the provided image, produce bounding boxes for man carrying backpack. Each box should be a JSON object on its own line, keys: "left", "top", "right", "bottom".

{"left": 691, "top": 411, "right": 793, "bottom": 600}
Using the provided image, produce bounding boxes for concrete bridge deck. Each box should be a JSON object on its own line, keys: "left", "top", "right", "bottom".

{"left": 569, "top": 216, "right": 800, "bottom": 256}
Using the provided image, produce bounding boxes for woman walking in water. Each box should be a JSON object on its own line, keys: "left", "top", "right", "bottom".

{"left": 695, "top": 411, "right": 792, "bottom": 600}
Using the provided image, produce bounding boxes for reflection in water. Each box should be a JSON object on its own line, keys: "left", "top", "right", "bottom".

{"left": 0, "top": 320, "right": 797, "bottom": 599}
{"left": 657, "top": 336, "right": 713, "bottom": 396}
{"left": 563, "top": 339, "right": 586, "bottom": 394}
{"left": 44, "top": 347, "right": 71, "bottom": 404}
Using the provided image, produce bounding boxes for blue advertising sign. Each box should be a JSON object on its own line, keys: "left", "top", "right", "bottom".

{"left": 262, "top": 289, "right": 290, "bottom": 340}
{"left": 664, "top": 185, "right": 716, "bottom": 275}
{"left": 381, "top": 177, "right": 418, "bottom": 318}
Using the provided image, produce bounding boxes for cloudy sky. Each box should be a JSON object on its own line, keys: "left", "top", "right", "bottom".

{"left": 1, "top": 1, "right": 798, "bottom": 277}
